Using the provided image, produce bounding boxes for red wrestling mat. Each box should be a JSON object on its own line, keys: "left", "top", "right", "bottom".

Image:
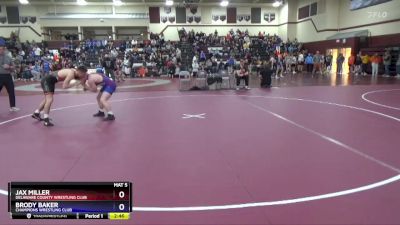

{"left": 0, "top": 85, "right": 399, "bottom": 225}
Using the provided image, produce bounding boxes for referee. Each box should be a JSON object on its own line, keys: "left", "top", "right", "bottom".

{"left": 0, "top": 38, "right": 19, "bottom": 112}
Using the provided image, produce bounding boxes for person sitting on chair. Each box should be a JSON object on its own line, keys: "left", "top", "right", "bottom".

{"left": 235, "top": 63, "right": 250, "bottom": 90}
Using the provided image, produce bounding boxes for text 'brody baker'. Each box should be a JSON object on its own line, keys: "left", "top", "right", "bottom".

{"left": 16, "top": 190, "right": 50, "bottom": 195}
{"left": 16, "top": 202, "right": 59, "bottom": 208}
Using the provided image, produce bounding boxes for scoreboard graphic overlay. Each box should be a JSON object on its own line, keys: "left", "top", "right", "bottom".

{"left": 8, "top": 182, "right": 132, "bottom": 220}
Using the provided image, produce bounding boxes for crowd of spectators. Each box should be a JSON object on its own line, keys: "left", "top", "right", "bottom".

{"left": 3, "top": 28, "right": 399, "bottom": 85}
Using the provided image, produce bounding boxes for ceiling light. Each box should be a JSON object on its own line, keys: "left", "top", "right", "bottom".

{"left": 165, "top": 0, "right": 174, "bottom": 6}
{"left": 113, "top": 0, "right": 124, "bottom": 6}
{"left": 77, "top": 0, "right": 88, "bottom": 6}
{"left": 19, "top": 0, "right": 29, "bottom": 4}
{"left": 220, "top": 0, "right": 229, "bottom": 7}
{"left": 272, "top": 0, "right": 282, "bottom": 7}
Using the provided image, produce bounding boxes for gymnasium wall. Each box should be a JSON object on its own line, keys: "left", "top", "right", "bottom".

{"left": 0, "top": 5, "right": 43, "bottom": 42}
{"left": 148, "top": 5, "right": 281, "bottom": 40}
{"left": 337, "top": 0, "right": 400, "bottom": 36}
{"left": 291, "top": 0, "right": 400, "bottom": 43}
{"left": 277, "top": 2, "right": 288, "bottom": 41}
{"left": 0, "top": 0, "right": 399, "bottom": 44}
{"left": 0, "top": 4, "right": 149, "bottom": 42}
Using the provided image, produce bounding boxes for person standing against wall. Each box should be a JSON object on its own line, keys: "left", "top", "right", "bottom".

{"left": 0, "top": 38, "right": 19, "bottom": 112}
{"left": 383, "top": 50, "right": 392, "bottom": 77}
{"left": 370, "top": 53, "right": 380, "bottom": 77}
{"left": 305, "top": 53, "right": 313, "bottom": 73}
{"left": 336, "top": 53, "right": 345, "bottom": 75}
{"left": 297, "top": 51, "right": 304, "bottom": 72}
{"left": 325, "top": 52, "right": 333, "bottom": 73}
{"left": 354, "top": 52, "right": 362, "bottom": 76}
{"left": 361, "top": 52, "right": 370, "bottom": 76}
{"left": 275, "top": 54, "right": 284, "bottom": 78}
{"left": 312, "top": 51, "right": 322, "bottom": 75}
{"left": 348, "top": 54, "right": 355, "bottom": 74}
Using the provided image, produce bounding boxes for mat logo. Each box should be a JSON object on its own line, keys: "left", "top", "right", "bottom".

{"left": 182, "top": 113, "right": 206, "bottom": 119}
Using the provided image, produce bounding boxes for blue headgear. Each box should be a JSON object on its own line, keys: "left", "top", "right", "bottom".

{"left": 96, "top": 68, "right": 104, "bottom": 74}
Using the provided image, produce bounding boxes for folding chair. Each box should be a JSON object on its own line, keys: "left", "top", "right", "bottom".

{"left": 195, "top": 70, "right": 207, "bottom": 89}
{"left": 219, "top": 70, "right": 231, "bottom": 89}
{"left": 179, "top": 71, "right": 191, "bottom": 91}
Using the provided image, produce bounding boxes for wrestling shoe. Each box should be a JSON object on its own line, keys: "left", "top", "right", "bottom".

{"left": 93, "top": 111, "right": 105, "bottom": 117}
{"left": 9, "top": 107, "right": 20, "bottom": 112}
{"left": 32, "top": 113, "right": 42, "bottom": 121}
{"left": 103, "top": 114, "right": 115, "bottom": 121}
{"left": 43, "top": 118, "right": 54, "bottom": 127}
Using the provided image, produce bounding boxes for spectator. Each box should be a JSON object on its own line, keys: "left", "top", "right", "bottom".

{"left": 348, "top": 54, "right": 355, "bottom": 74}
{"left": 110, "top": 48, "right": 118, "bottom": 58}
{"left": 42, "top": 59, "right": 52, "bottom": 77}
{"left": 354, "top": 52, "right": 362, "bottom": 76}
{"left": 115, "top": 57, "right": 124, "bottom": 82}
{"left": 325, "top": 52, "right": 333, "bottom": 73}
{"left": 305, "top": 53, "right": 313, "bottom": 73}
{"left": 319, "top": 53, "right": 325, "bottom": 73}
{"left": 18, "top": 49, "right": 25, "bottom": 59}
{"left": 31, "top": 61, "right": 42, "bottom": 81}
{"left": 192, "top": 59, "right": 199, "bottom": 77}
{"left": 123, "top": 56, "right": 131, "bottom": 77}
{"left": 102, "top": 54, "right": 116, "bottom": 80}
{"left": 370, "top": 53, "right": 380, "bottom": 77}
{"left": 383, "top": 50, "right": 391, "bottom": 77}
{"left": 137, "top": 66, "right": 148, "bottom": 78}
{"left": 275, "top": 54, "right": 284, "bottom": 78}
{"left": 200, "top": 50, "right": 206, "bottom": 62}
{"left": 312, "top": 51, "right": 322, "bottom": 75}
{"left": 227, "top": 55, "right": 235, "bottom": 73}
{"left": 361, "top": 53, "right": 370, "bottom": 76}
{"left": 34, "top": 46, "right": 42, "bottom": 59}
{"left": 235, "top": 64, "right": 250, "bottom": 90}
{"left": 290, "top": 54, "right": 297, "bottom": 74}
{"left": 176, "top": 48, "right": 181, "bottom": 61}
{"left": 21, "top": 63, "right": 33, "bottom": 82}
{"left": 284, "top": 54, "right": 291, "bottom": 73}
{"left": 297, "top": 51, "right": 304, "bottom": 72}
{"left": 269, "top": 55, "right": 276, "bottom": 70}
{"left": 337, "top": 53, "right": 345, "bottom": 75}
